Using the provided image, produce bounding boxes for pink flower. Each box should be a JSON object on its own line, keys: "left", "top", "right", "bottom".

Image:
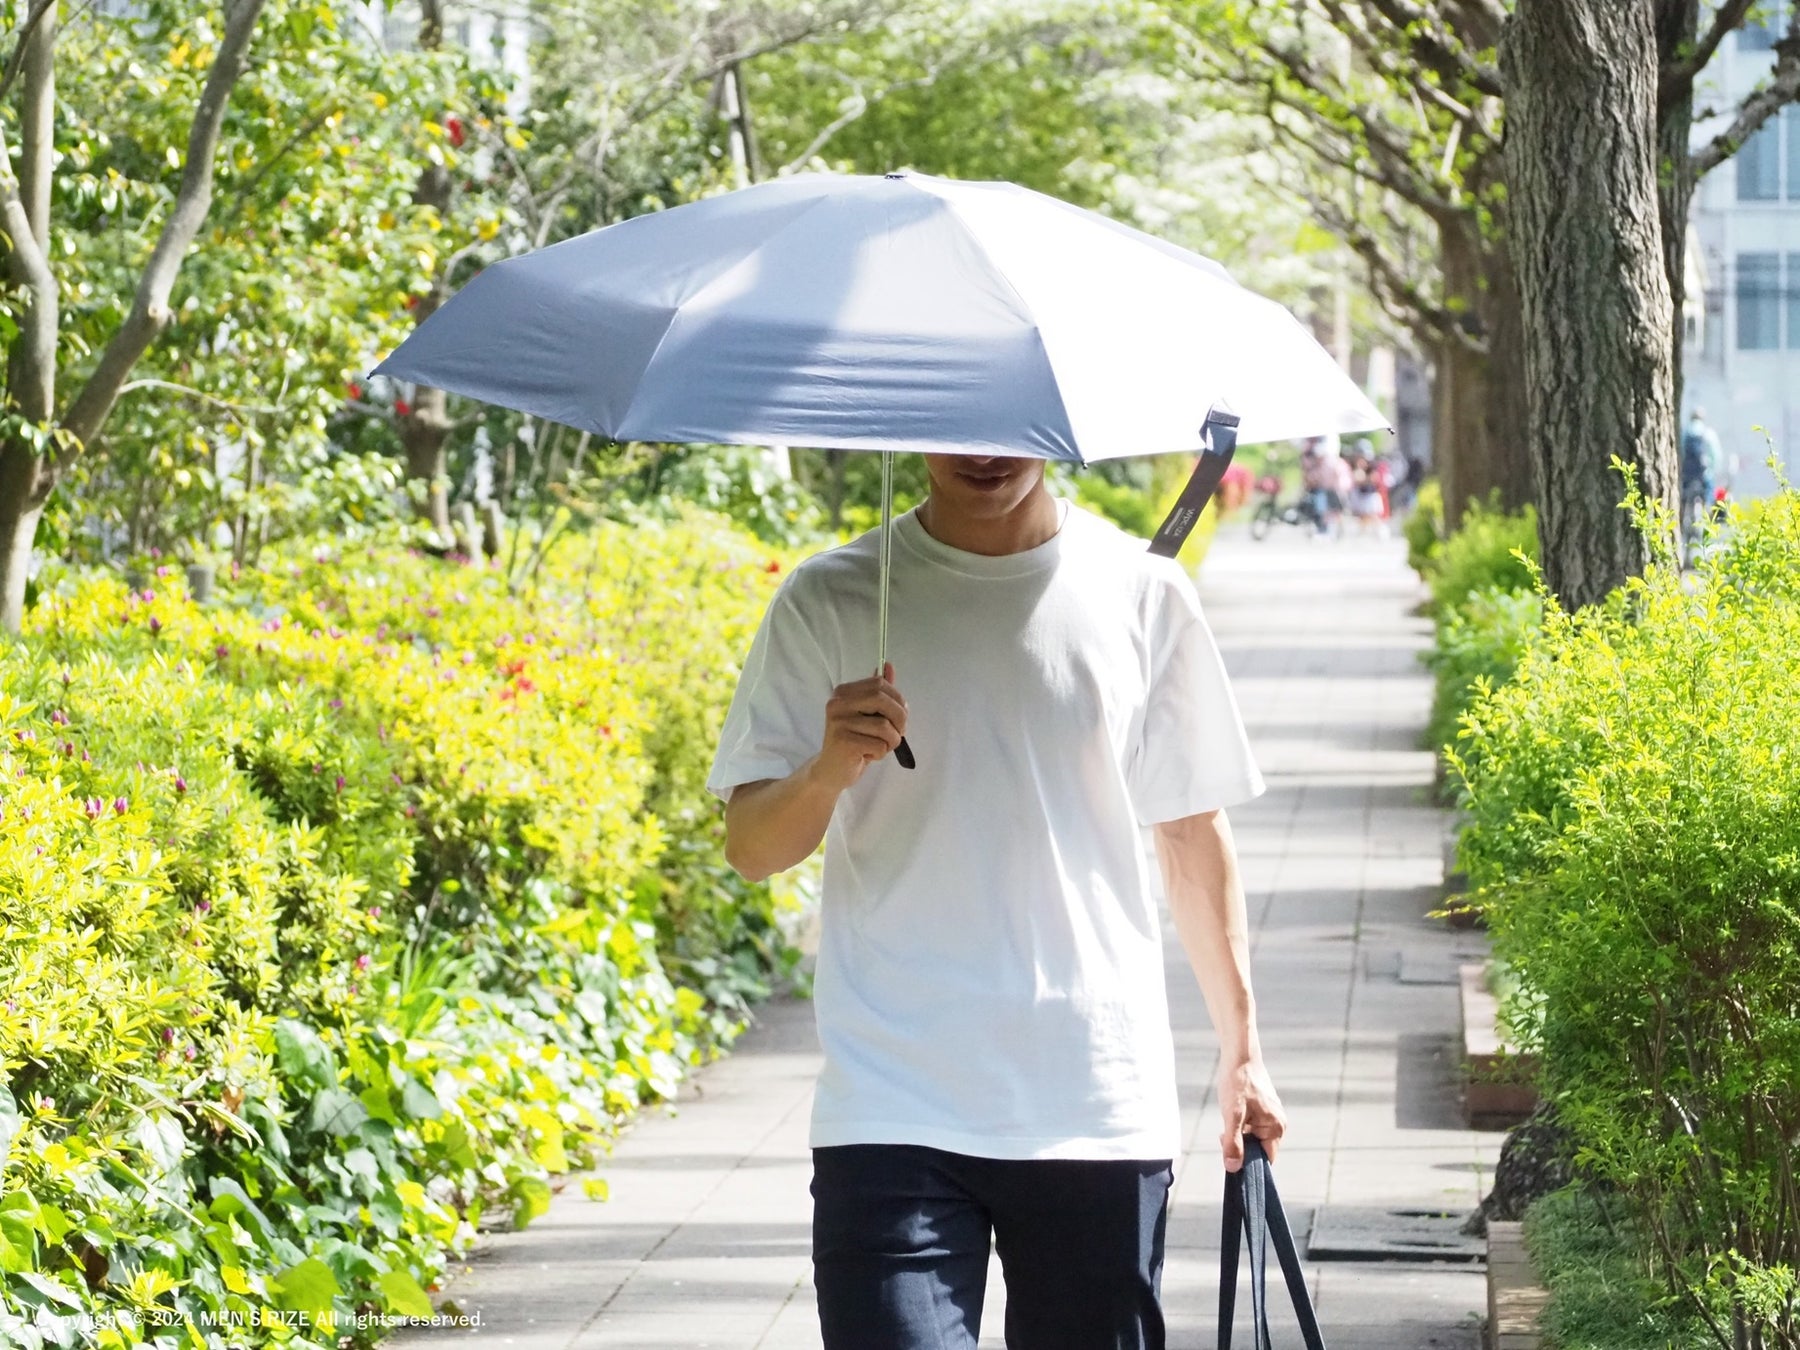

{"left": 334, "top": 775, "right": 346, "bottom": 793}
{"left": 174, "top": 775, "right": 188, "bottom": 794}
{"left": 84, "top": 797, "right": 103, "bottom": 819}
{"left": 148, "top": 616, "right": 162, "bottom": 635}
{"left": 49, "top": 709, "right": 68, "bottom": 726}
{"left": 161, "top": 1026, "right": 175, "bottom": 1044}
{"left": 355, "top": 954, "right": 371, "bottom": 971}
{"left": 215, "top": 644, "right": 230, "bottom": 660}
{"left": 195, "top": 899, "right": 211, "bottom": 913}
{"left": 112, "top": 797, "right": 128, "bottom": 815}
{"left": 368, "top": 906, "right": 382, "bottom": 918}
{"left": 183, "top": 1045, "right": 196, "bottom": 1061}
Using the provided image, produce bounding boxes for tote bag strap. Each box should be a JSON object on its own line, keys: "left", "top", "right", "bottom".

{"left": 1218, "top": 1135, "right": 1327, "bottom": 1350}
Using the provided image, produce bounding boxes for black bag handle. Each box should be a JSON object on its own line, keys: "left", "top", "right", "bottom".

{"left": 1219, "top": 1135, "right": 1327, "bottom": 1350}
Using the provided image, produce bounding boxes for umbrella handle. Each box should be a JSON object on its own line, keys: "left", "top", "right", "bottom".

{"left": 877, "top": 450, "right": 916, "bottom": 770}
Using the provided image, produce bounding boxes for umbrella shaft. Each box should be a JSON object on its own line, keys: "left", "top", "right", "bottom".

{"left": 877, "top": 449, "right": 892, "bottom": 676}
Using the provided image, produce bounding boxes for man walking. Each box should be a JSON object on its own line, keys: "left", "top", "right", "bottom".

{"left": 708, "top": 452, "right": 1286, "bottom": 1349}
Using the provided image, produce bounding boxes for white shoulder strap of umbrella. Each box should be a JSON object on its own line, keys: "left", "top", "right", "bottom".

{"left": 876, "top": 404, "right": 1240, "bottom": 771}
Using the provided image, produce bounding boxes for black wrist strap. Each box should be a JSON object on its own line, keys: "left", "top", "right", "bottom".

{"left": 1219, "top": 1135, "right": 1327, "bottom": 1350}
{"left": 1148, "top": 405, "right": 1240, "bottom": 558}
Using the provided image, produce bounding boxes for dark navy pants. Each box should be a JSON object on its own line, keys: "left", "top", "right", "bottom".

{"left": 811, "top": 1144, "right": 1173, "bottom": 1349}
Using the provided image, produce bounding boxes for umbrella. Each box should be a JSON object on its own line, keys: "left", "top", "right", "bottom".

{"left": 375, "top": 170, "right": 1389, "bottom": 767}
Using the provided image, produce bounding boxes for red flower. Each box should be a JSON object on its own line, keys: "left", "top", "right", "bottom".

{"left": 347, "top": 381, "right": 363, "bottom": 401}
{"left": 395, "top": 398, "right": 412, "bottom": 417}
{"left": 764, "top": 560, "right": 781, "bottom": 574}
{"left": 445, "top": 115, "right": 465, "bottom": 148}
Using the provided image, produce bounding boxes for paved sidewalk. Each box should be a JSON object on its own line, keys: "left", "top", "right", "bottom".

{"left": 399, "top": 527, "right": 1499, "bottom": 1350}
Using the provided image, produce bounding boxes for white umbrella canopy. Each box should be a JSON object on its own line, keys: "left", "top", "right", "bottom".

{"left": 376, "top": 171, "right": 1390, "bottom": 771}
{"left": 374, "top": 170, "right": 1387, "bottom": 459}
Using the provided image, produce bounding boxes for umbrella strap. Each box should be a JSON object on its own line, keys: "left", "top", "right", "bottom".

{"left": 1149, "top": 407, "right": 1240, "bottom": 558}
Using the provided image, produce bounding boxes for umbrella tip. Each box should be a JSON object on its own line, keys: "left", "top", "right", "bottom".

{"left": 884, "top": 171, "right": 907, "bottom": 180}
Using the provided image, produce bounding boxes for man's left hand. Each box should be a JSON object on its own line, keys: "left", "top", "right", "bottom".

{"left": 1218, "top": 1056, "right": 1287, "bottom": 1173}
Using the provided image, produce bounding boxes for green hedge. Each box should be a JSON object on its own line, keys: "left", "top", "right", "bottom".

{"left": 1422, "top": 494, "right": 1538, "bottom": 617}
{"left": 1451, "top": 491, "right": 1800, "bottom": 1348}
{"left": 0, "top": 512, "right": 797, "bottom": 1348}
{"left": 1410, "top": 492, "right": 1543, "bottom": 780}
{"left": 1421, "top": 585, "right": 1543, "bottom": 756}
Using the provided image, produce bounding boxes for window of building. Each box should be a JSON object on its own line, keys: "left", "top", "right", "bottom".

{"left": 1738, "top": 252, "right": 1782, "bottom": 349}
{"left": 1739, "top": 120, "right": 1783, "bottom": 200}
{"left": 1738, "top": 2, "right": 1791, "bottom": 48}
{"left": 1789, "top": 254, "right": 1800, "bottom": 349}
{"left": 1788, "top": 106, "right": 1800, "bottom": 198}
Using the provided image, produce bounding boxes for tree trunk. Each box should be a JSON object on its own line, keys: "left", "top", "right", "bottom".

{"left": 1654, "top": 0, "right": 1700, "bottom": 425}
{"left": 0, "top": 6, "right": 58, "bottom": 633}
{"left": 397, "top": 0, "right": 456, "bottom": 536}
{"left": 400, "top": 385, "right": 454, "bottom": 539}
{"left": 1502, "top": 0, "right": 1678, "bottom": 611}
{"left": 1476, "top": 246, "right": 1536, "bottom": 514}
{"left": 1435, "top": 217, "right": 1493, "bottom": 528}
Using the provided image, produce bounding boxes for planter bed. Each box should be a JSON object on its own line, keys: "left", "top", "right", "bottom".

{"left": 1461, "top": 962, "right": 1539, "bottom": 1130}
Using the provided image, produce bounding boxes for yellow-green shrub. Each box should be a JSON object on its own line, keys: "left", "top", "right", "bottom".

{"left": 1, "top": 511, "right": 791, "bottom": 1347}
{"left": 1450, "top": 490, "right": 1800, "bottom": 1347}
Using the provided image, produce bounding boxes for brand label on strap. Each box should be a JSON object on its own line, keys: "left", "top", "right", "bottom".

{"left": 1148, "top": 407, "right": 1240, "bottom": 559}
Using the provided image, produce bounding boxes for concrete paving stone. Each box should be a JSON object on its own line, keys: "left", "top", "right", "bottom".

{"left": 570, "top": 1311, "right": 778, "bottom": 1349}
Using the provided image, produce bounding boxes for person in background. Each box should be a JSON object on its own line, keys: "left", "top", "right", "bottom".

{"left": 1680, "top": 408, "right": 1722, "bottom": 533}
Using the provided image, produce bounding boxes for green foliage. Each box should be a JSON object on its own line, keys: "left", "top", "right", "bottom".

{"left": 749, "top": 2, "right": 1179, "bottom": 211}
{"left": 1067, "top": 464, "right": 1160, "bottom": 539}
{"left": 1450, "top": 491, "right": 1800, "bottom": 1349}
{"left": 22, "top": 0, "right": 509, "bottom": 565}
{"left": 1404, "top": 478, "right": 1444, "bottom": 577}
{"left": 0, "top": 514, "right": 798, "bottom": 1347}
{"left": 1423, "top": 494, "right": 1538, "bottom": 616}
{"left": 1421, "top": 584, "right": 1542, "bottom": 753}
{"left": 651, "top": 446, "right": 827, "bottom": 548}
{"left": 1524, "top": 1190, "right": 1712, "bottom": 1350}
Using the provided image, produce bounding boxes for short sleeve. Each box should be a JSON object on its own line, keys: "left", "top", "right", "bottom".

{"left": 1126, "top": 578, "right": 1264, "bottom": 825}
{"left": 706, "top": 580, "right": 833, "bottom": 800}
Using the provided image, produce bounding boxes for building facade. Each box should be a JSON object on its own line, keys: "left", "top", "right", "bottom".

{"left": 1687, "top": 8, "right": 1800, "bottom": 498}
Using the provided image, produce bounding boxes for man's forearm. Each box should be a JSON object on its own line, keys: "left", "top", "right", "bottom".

{"left": 725, "top": 760, "right": 841, "bottom": 882}
{"left": 1154, "top": 809, "right": 1261, "bottom": 1061}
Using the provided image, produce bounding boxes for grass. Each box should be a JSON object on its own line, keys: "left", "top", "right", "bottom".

{"left": 1523, "top": 1189, "right": 1712, "bottom": 1350}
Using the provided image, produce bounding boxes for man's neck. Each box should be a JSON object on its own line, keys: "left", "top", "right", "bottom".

{"left": 917, "top": 485, "right": 1062, "bottom": 556}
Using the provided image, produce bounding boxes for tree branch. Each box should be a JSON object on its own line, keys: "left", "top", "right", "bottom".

{"left": 1361, "top": 0, "right": 1503, "bottom": 96}
{"left": 1690, "top": 25, "right": 1800, "bottom": 177}
{"left": 117, "top": 378, "right": 284, "bottom": 418}
{"left": 0, "top": 119, "right": 59, "bottom": 429}
{"left": 60, "top": 0, "right": 273, "bottom": 454}
{"left": 1660, "top": 0, "right": 1758, "bottom": 111}
{"left": 0, "top": 0, "right": 55, "bottom": 105}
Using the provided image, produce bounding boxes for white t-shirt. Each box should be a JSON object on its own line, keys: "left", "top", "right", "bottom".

{"left": 707, "top": 500, "right": 1264, "bottom": 1160}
